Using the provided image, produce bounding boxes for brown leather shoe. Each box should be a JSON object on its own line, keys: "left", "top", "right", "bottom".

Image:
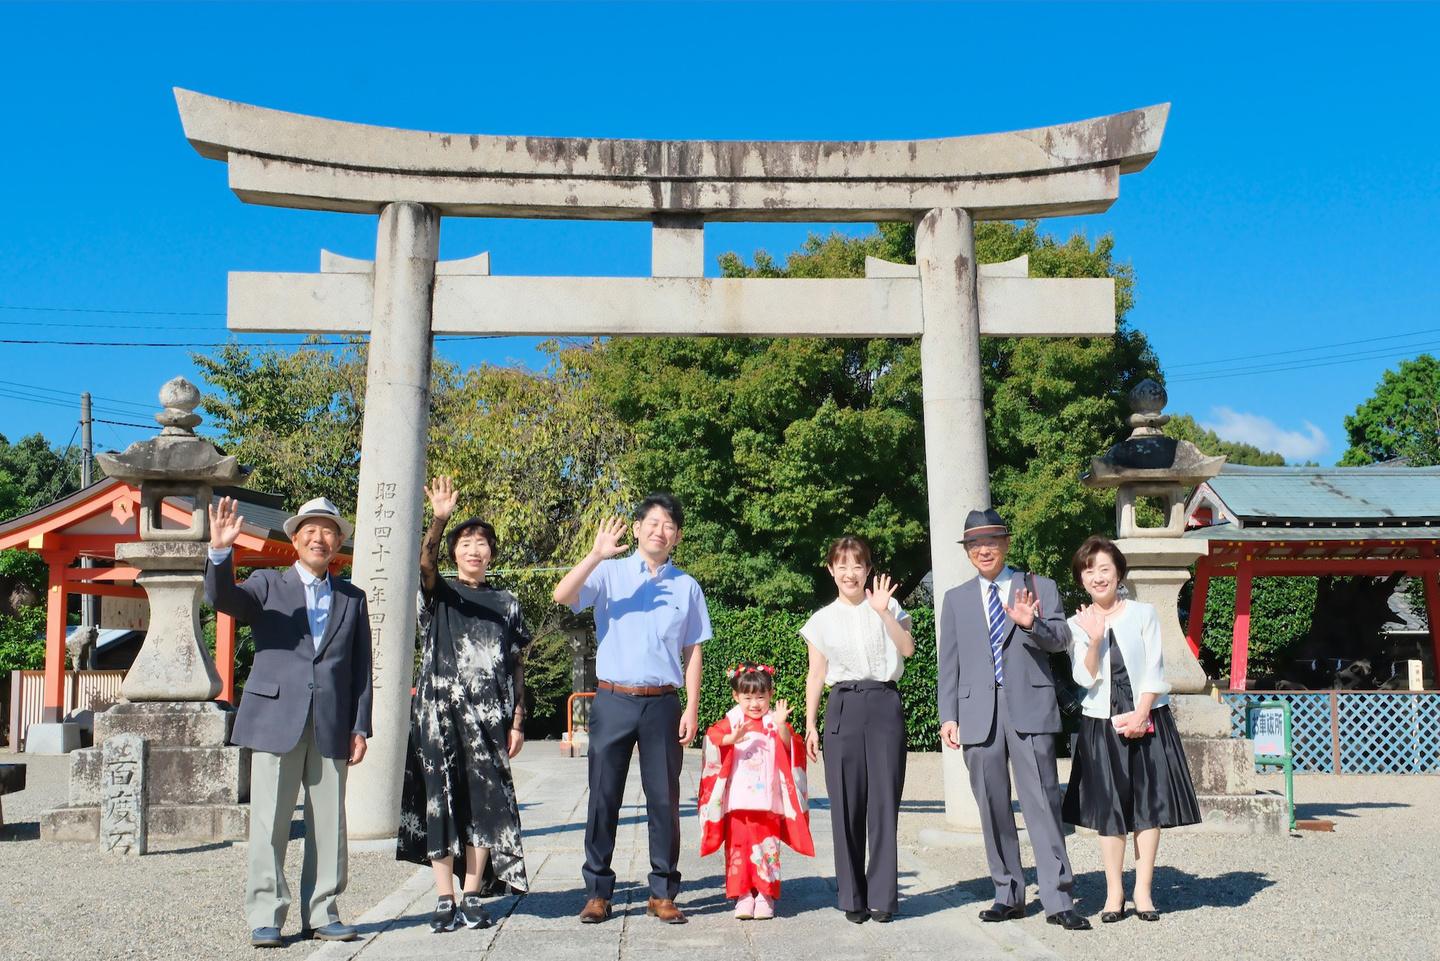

{"left": 579, "top": 898, "right": 611, "bottom": 923}
{"left": 646, "top": 897, "right": 688, "bottom": 924}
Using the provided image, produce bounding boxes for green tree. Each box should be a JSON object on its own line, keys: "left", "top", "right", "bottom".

{"left": 426, "top": 352, "right": 637, "bottom": 729}
{"left": 0, "top": 432, "right": 81, "bottom": 509}
{"left": 1340, "top": 354, "right": 1440, "bottom": 466}
{"left": 1195, "top": 576, "right": 1318, "bottom": 682}
{"left": 568, "top": 221, "right": 1160, "bottom": 610}
{"left": 1164, "top": 413, "right": 1286, "bottom": 466}
{"left": 191, "top": 339, "right": 376, "bottom": 513}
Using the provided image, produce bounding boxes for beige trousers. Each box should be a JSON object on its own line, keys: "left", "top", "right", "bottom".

{"left": 245, "top": 714, "right": 349, "bottom": 931}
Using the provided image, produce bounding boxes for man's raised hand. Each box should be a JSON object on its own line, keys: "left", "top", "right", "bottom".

{"left": 209, "top": 496, "right": 244, "bottom": 550}
{"left": 591, "top": 516, "right": 630, "bottom": 559}
{"left": 1002, "top": 586, "right": 1041, "bottom": 630}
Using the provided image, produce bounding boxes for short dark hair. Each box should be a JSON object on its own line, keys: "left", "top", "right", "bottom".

{"left": 1071, "top": 535, "right": 1128, "bottom": 584}
{"left": 827, "top": 534, "right": 873, "bottom": 569}
{"left": 446, "top": 517, "right": 498, "bottom": 561}
{"left": 635, "top": 492, "right": 684, "bottom": 530}
{"left": 730, "top": 661, "right": 776, "bottom": 696}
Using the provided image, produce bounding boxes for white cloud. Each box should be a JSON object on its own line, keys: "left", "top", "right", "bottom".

{"left": 1200, "top": 407, "right": 1329, "bottom": 463}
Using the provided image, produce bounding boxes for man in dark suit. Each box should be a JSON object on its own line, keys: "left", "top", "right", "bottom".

{"left": 205, "top": 496, "right": 374, "bottom": 948}
{"left": 937, "top": 508, "right": 1089, "bottom": 931}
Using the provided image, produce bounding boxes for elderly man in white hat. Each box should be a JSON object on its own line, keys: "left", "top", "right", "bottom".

{"left": 205, "top": 495, "right": 374, "bottom": 948}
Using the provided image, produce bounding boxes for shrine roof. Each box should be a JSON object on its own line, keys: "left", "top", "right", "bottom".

{"left": 1185, "top": 465, "right": 1440, "bottom": 531}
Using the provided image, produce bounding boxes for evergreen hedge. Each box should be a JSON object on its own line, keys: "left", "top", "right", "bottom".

{"left": 688, "top": 602, "right": 940, "bottom": 752}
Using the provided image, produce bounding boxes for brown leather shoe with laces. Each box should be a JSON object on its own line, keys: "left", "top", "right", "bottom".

{"left": 579, "top": 898, "right": 612, "bottom": 923}
{"left": 646, "top": 897, "right": 688, "bottom": 924}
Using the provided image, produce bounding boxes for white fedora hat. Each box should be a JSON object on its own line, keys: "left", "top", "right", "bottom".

{"left": 282, "top": 497, "right": 355, "bottom": 542}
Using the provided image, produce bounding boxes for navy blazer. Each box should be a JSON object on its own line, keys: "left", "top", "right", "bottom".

{"left": 205, "top": 555, "right": 374, "bottom": 759}
{"left": 936, "top": 571, "right": 1069, "bottom": 742}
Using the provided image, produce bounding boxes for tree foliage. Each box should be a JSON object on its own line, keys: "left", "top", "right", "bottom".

{"left": 1340, "top": 353, "right": 1440, "bottom": 466}
{"left": 569, "top": 221, "right": 1161, "bottom": 610}
{"left": 1195, "top": 576, "right": 1318, "bottom": 683}
{"left": 0, "top": 432, "right": 79, "bottom": 602}
{"left": 426, "top": 351, "right": 636, "bottom": 726}
{"left": 1163, "top": 413, "right": 1285, "bottom": 466}
{"left": 192, "top": 339, "right": 373, "bottom": 513}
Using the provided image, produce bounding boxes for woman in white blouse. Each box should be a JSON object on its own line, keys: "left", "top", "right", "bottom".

{"left": 1062, "top": 536, "right": 1199, "bottom": 923}
{"left": 802, "top": 535, "right": 914, "bottom": 924}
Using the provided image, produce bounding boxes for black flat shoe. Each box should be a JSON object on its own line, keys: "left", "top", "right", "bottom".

{"left": 869, "top": 909, "right": 892, "bottom": 923}
{"left": 1046, "top": 909, "right": 1092, "bottom": 931}
{"left": 1100, "top": 908, "right": 1126, "bottom": 923}
{"left": 1134, "top": 908, "right": 1161, "bottom": 922}
{"left": 844, "top": 909, "right": 868, "bottom": 924}
{"left": 978, "top": 902, "right": 1025, "bottom": 922}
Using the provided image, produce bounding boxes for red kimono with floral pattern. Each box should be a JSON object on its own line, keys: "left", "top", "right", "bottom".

{"left": 699, "top": 707, "right": 814, "bottom": 898}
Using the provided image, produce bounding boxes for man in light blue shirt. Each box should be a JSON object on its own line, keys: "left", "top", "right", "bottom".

{"left": 553, "top": 493, "right": 710, "bottom": 925}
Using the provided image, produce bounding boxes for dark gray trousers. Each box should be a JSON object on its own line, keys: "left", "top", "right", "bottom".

{"left": 822, "top": 682, "right": 906, "bottom": 914}
{"left": 582, "top": 687, "right": 683, "bottom": 900}
{"left": 962, "top": 686, "right": 1075, "bottom": 915}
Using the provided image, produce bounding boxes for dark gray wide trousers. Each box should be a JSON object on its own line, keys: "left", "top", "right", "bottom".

{"left": 823, "top": 681, "right": 906, "bottom": 915}
{"left": 582, "top": 687, "right": 683, "bottom": 901}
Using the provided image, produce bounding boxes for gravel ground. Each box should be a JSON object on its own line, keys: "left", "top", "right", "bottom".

{"left": 898, "top": 753, "right": 1440, "bottom": 961}
{"left": 1, "top": 752, "right": 419, "bottom": 961}
{"left": 6, "top": 749, "right": 1436, "bottom": 961}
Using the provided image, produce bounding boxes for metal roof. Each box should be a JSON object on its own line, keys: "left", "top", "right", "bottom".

{"left": 1188, "top": 465, "right": 1440, "bottom": 527}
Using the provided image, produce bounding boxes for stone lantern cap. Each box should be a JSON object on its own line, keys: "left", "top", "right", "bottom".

{"left": 1082, "top": 379, "right": 1224, "bottom": 489}
{"left": 95, "top": 377, "right": 248, "bottom": 486}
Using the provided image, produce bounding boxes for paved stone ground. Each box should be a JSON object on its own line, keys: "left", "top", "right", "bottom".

{"left": 6, "top": 746, "right": 1440, "bottom": 960}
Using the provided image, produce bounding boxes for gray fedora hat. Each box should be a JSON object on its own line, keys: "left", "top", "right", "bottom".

{"left": 282, "top": 496, "right": 355, "bottom": 542}
{"left": 960, "top": 508, "right": 1009, "bottom": 543}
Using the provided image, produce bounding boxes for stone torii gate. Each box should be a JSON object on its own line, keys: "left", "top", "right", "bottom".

{"left": 175, "top": 89, "right": 1168, "bottom": 838}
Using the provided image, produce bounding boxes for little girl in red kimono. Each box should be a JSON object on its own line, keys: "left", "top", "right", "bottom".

{"left": 698, "top": 662, "right": 814, "bottom": 920}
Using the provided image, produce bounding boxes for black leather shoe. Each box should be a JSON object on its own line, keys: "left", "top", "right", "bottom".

{"left": 1135, "top": 908, "right": 1161, "bottom": 922}
{"left": 844, "top": 909, "right": 868, "bottom": 923}
{"left": 978, "top": 902, "right": 1025, "bottom": 922}
{"left": 1100, "top": 908, "right": 1126, "bottom": 923}
{"left": 1046, "top": 909, "right": 1092, "bottom": 930}
{"left": 869, "top": 909, "right": 892, "bottom": 923}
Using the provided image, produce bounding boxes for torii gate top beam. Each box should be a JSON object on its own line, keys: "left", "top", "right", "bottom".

{"left": 175, "top": 89, "right": 1168, "bottom": 223}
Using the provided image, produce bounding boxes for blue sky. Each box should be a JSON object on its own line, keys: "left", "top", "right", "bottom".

{"left": 1, "top": 2, "right": 1436, "bottom": 465}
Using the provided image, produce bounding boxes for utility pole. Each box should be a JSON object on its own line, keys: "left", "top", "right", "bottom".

{"left": 80, "top": 392, "right": 97, "bottom": 630}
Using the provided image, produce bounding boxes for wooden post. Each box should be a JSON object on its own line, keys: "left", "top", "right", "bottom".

{"left": 1186, "top": 555, "right": 1211, "bottom": 657}
{"left": 41, "top": 554, "right": 73, "bottom": 723}
{"left": 1230, "top": 557, "right": 1254, "bottom": 692}
{"left": 1422, "top": 566, "right": 1440, "bottom": 690}
{"left": 216, "top": 611, "right": 237, "bottom": 705}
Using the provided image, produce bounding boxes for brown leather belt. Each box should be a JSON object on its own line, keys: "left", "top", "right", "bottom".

{"left": 597, "top": 680, "right": 676, "bottom": 697}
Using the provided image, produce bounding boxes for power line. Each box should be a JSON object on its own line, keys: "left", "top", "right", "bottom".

{"left": 1167, "top": 326, "right": 1440, "bottom": 373}
{"left": 1168, "top": 339, "right": 1440, "bottom": 384}
{"left": 0, "top": 378, "right": 157, "bottom": 414}
{"left": 0, "top": 304, "right": 223, "bottom": 317}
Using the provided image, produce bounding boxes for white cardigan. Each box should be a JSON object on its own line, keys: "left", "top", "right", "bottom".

{"left": 1067, "top": 601, "right": 1171, "bottom": 720}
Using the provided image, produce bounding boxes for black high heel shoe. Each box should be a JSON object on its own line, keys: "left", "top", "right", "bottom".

{"left": 1134, "top": 907, "right": 1161, "bottom": 922}
{"left": 1100, "top": 905, "right": 1127, "bottom": 923}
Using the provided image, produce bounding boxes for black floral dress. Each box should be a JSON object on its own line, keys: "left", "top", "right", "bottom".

{"left": 397, "top": 577, "right": 530, "bottom": 893}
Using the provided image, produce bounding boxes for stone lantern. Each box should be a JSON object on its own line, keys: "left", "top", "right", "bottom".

{"left": 42, "top": 378, "right": 252, "bottom": 850}
{"left": 1082, "top": 379, "right": 1287, "bottom": 832}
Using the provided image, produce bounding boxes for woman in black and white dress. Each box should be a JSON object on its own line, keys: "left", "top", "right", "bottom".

{"left": 397, "top": 476, "right": 530, "bottom": 934}
{"left": 1062, "top": 535, "right": 1199, "bottom": 923}
{"left": 801, "top": 535, "right": 914, "bottom": 924}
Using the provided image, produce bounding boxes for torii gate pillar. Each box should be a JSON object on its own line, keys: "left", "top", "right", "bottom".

{"left": 346, "top": 203, "right": 439, "bottom": 838}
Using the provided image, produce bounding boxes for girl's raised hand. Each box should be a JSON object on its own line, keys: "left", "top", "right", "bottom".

{"left": 772, "top": 698, "right": 792, "bottom": 727}
{"left": 425, "top": 475, "right": 459, "bottom": 523}
{"left": 866, "top": 573, "right": 896, "bottom": 613}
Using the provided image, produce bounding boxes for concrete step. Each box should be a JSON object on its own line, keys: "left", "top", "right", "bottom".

{"left": 41, "top": 802, "right": 248, "bottom": 842}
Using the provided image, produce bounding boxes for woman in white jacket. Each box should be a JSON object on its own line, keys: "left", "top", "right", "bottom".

{"left": 1062, "top": 536, "right": 1199, "bottom": 923}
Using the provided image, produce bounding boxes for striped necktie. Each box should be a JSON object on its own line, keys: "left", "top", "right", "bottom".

{"left": 987, "top": 582, "right": 1005, "bottom": 686}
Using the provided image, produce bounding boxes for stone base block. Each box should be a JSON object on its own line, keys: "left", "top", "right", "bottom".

{"left": 561, "top": 731, "right": 589, "bottom": 757}
{"left": 1182, "top": 736, "right": 1256, "bottom": 795}
{"left": 42, "top": 803, "right": 248, "bottom": 843}
{"left": 94, "top": 701, "right": 234, "bottom": 748}
{"left": 1172, "top": 792, "right": 1289, "bottom": 836}
{"left": 1170, "top": 694, "right": 1231, "bottom": 738}
{"left": 70, "top": 743, "right": 249, "bottom": 807}
{"left": 24, "top": 722, "right": 80, "bottom": 755}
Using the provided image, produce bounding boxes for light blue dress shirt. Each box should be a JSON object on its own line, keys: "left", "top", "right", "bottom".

{"left": 571, "top": 551, "right": 712, "bottom": 687}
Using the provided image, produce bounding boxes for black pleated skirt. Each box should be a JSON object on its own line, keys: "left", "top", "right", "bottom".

{"left": 1062, "top": 704, "right": 1201, "bottom": 836}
